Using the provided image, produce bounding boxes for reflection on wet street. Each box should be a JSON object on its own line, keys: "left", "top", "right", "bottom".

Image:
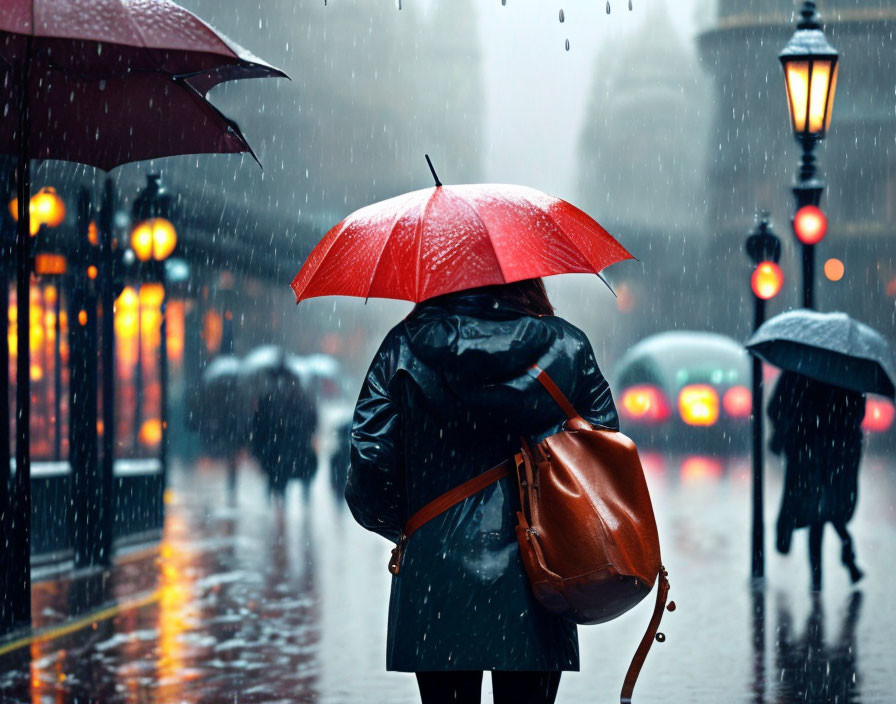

{"left": 1, "top": 451, "right": 894, "bottom": 703}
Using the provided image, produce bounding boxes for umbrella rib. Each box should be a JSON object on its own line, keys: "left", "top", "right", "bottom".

{"left": 176, "top": 78, "right": 262, "bottom": 166}
{"left": 117, "top": 0, "right": 169, "bottom": 76}
{"left": 414, "top": 189, "right": 437, "bottom": 300}
{"left": 366, "top": 192, "right": 418, "bottom": 302}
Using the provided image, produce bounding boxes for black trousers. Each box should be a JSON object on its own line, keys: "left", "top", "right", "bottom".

{"left": 415, "top": 671, "right": 562, "bottom": 704}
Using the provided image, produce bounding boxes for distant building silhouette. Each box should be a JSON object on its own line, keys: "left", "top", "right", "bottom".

{"left": 577, "top": 3, "right": 713, "bottom": 354}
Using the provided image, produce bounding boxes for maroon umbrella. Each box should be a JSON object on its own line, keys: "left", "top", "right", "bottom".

{"left": 0, "top": 0, "right": 285, "bottom": 606}
{"left": 0, "top": 0, "right": 286, "bottom": 169}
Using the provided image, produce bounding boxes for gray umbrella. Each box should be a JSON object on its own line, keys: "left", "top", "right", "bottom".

{"left": 202, "top": 355, "right": 242, "bottom": 386}
{"left": 746, "top": 309, "right": 895, "bottom": 398}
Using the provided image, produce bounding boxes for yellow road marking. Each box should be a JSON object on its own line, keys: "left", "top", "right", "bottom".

{"left": 0, "top": 588, "right": 162, "bottom": 657}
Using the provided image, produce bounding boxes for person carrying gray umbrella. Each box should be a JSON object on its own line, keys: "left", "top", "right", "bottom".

{"left": 747, "top": 310, "right": 896, "bottom": 591}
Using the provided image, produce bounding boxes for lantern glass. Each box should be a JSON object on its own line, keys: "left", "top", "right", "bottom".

{"left": 784, "top": 60, "right": 810, "bottom": 134}
{"left": 824, "top": 62, "right": 839, "bottom": 132}
{"left": 782, "top": 54, "right": 838, "bottom": 139}
{"left": 808, "top": 59, "right": 835, "bottom": 134}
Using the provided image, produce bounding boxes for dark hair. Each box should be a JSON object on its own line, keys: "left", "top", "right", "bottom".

{"left": 420, "top": 278, "right": 554, "bottom": 317}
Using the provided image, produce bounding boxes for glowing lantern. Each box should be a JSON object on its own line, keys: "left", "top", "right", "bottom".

{"left": 138, "top": 418, "right": 163, "bottom": 447}
{"left": 9, "top": 186, "right": 67, "bottom": 235}
{"left": 130, "top": 218, "right": 177, "bottom": 262}
{"left": 780, "top": 9, "right": 838, "bottom": 141}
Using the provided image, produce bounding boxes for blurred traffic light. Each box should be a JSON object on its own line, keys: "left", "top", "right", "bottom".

{"left": 793, "top": 204, "right": 827, "bottom": 245}
{"left": 751, "top": 261, "right": 784, "bottom": 300}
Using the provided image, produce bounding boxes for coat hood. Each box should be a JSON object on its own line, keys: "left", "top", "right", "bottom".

{"left": 390, "top": 291, "right": 617, "bottom": 435}
{"left": 404, "top": 292, "right": 556, "bottom": 384}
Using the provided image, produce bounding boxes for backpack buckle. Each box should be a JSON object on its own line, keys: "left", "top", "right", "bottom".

{"left": 388, "top": 534, "right": 407, "bottom": 575}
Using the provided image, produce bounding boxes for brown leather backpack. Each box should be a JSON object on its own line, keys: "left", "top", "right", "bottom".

{"left": 516, "top": 366, "right": 672, "bottom": 702}
{"left": 388, "top": 365, "right": 672, "bottom": 703}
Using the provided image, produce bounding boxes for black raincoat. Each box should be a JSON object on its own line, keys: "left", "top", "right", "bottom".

{"left": 768, "top": 372, "right": 865, "bottom": 544}
{"left": 345, "top": 291, "right": 618, "bottom": 672}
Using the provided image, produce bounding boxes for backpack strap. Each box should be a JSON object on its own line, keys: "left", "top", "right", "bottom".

{"left": 529, "top": 364, "right": 592, "bottom": 431}
{"left": 621, "top": 566, "right": 675, "bottom": 703}
{"left": 388, "top": 459, "right": 512, "bottom": 575}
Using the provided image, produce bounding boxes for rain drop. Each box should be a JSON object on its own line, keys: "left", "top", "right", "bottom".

{"left": 606, "top": 1, "right": 611, "bottom": 13}
{"left": 565, "top": 38, "right": 570, "bottom": 51}
{"left": 559, "top": 9, "right": 564, "bottom": 22}
{"left": 502, "top": 0, "right": 506, "bottom": 5}
{"left": 629, "top": 0, "right": 633, "bottom": 9}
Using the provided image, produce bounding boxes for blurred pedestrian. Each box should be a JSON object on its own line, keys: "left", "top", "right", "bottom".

{"left": 251, "top": 367, "right": 318, "bottom": 501}
{"left": 345, "top": 279, "right": 618, "bottom": 704}
{"left": 193, "top": 356, "right": 247, "bottom": 498}
{"left": 768, "top": 371, "right": 866, "bottom": 590}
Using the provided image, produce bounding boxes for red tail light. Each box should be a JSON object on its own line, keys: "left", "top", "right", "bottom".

{"left": 678, "top": 385, "right": 719, "bottom": 426}
{"left": 722, "top": 385, "right": 752, "bottom": 419}
{"left": 681, "top": 455, "right": 723, "bottom": 482}
{"left": 862, "top": 397, "right": 894, "bottom": 433}
{"left": 620, "top": 385, "right": 671, "bottom": 424}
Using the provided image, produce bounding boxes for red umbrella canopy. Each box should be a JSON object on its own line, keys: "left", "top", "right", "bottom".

{"left": 0, "top": 0, "right": 286, "bottom": 169}
{"left": 291, "top": 183, "right": 634, "bottom": 304}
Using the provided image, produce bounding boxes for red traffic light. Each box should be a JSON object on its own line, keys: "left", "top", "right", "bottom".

{"left": 793, "top": 205, "right": 827, "bottom": 245}
{"left": 751, "top": 261, "right": 784, "bottom": 300}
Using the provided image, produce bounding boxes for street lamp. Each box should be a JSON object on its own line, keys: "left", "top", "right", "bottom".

{"left": 9, "top": 186, "right": 66, "bottom": 235}
{"left": 779, "top": 0, "right": 839, "bottom": 309}
{"left": 745, "top": 213, "right": 782, "bottom": 581}
{"left": 10, "top": 187, "right": 68, "bottom": 460}
{"left": 130, "top": 174, "right": 176, "bottom": 486}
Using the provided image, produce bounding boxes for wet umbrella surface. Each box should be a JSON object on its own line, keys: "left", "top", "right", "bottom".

{"left": 291, "top": 179, "right": 633, "bottom": 304}
{"left": 746, "top": 310, "right": 896, "bottom": 398}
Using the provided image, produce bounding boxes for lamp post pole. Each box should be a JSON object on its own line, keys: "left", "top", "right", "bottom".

{"left": 12, "top": 49, "right": 33, "bottom": 630}
{"left": 794, "top": 146, "right": 823, "bottom": 310}
{"left": 69, "top": 188, "right": 101, "bottom": 568}
{"left": 746, "top": 214, "right": 783, "bottom": 581}
{"left": 98, "top": 178, "right": 116, "bottom": 567}
{"left": 132, "top": 174, "right": 175, "bottom": 526}
{"left": 0, "top": 157, "right": 16, "bottom": 634}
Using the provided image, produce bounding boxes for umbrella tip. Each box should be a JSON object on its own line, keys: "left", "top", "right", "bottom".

{"left": 425, "top": 154, "right": 442, "bottom": 188}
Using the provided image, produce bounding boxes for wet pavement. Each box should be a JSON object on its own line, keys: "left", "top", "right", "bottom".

{"left": 1, "top": 447, "right": 895, "bottom": 703}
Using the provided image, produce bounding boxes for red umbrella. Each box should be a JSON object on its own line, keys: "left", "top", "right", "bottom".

{"left": 292, "top": 163, "right": 633, "bottom": 304}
